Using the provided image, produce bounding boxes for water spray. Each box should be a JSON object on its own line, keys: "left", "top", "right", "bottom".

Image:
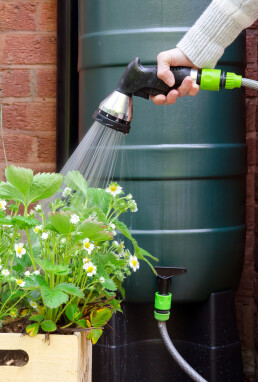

{"left": 93, "top": 57, "right": 258, "bottom": 134}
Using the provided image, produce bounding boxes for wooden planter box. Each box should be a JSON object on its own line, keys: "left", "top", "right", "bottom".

{"left": 0, "top": 332, "right": 92, "bottom": 382}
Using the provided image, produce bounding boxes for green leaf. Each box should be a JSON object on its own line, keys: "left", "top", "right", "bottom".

{"left": 87, "top": 328, "right": 102, "bottom": 344}
{"left": 86, "top": 188, "right": 111, "bottom": 214}
{"left": 28, "top": 172, "right": 63, "bottom": 204}
{"left": 75, "top": 319, "right": 87, "bottom": 328}
{"left": 23, "top": 275, "right": 48, "bottom": 289}
{"left": 13, "top": 254, "right": 32, "bottom": 273}
{"left": 65, "top": 304, "right": 78, "bottom": 321}
{"left": 36, "top": 258, "right": 71, "bottom": 276}
{"left": 0, "top": 182, "right": 24, "bottom": 203}
{"left": 102, "top": 278, "right": 117, "bottom": 291}
{"left": 5, "top": 166, "right": 33, "bottom": 198}
{"left": 11, "top": 216, "right": 39, "bottom": 230}
{"left": 64, "top": 171, "right": 88, "bottom": 196}
{"left": 41, "top": 286, "right": 69, "bottom": 309}
{"left": 29, "top": 314, "right": 44, "bottom": 323}
{"left": 41, "top": 320, "right": 57, "bottom": 332}
{"left": 108, "top": 298, "right": 123, "bottom": 313}
{"left": 1, "top": 290, "right": 25, "bottom": 304}
{"left": 55, "top": 283, "right": 84, "bottom": 298}
{"left": 90, "top": 307, "right": 112, "bottom": 328}
{"left": 48, "top": 211, "right": 75, "bottom": 234}
{"left": 114, "top": 220, "right": 137, "bottom": 245}
{"left": 26, "top": 323, "right": 39, "bottom": 337}
{"left": 77, "top": 220, "right": 112, "bottom": 242}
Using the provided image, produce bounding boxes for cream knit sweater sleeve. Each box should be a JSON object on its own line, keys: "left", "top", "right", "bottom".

{"left": 177, "top": 0, "right": 258, "bottom": 68}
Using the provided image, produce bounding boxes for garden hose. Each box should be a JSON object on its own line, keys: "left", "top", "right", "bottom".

{"left": 158, "top": 321, "right": 207, "bottom": 382}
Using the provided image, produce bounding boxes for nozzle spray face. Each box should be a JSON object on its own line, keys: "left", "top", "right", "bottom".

{"left": 93, "top": 91, "right": 133, "bottom": 134}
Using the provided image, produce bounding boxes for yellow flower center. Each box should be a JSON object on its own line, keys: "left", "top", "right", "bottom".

{"left": 0, "top": 203, "right": 2, "bottom": 208}
{"left": 17, "top": 247, "right": 22, "bottom": 254}
{"left": 84, "top": 242, "right": 90, "bottom": 249}
{"left": 35, "top": 227, "right": 39, "bottom": 233}
{"left": 132, "top": 260, "right": 138, "bottom": 267}
{"left": 110, "top": 185, "right": 117, "bottom": 192}
{"left": 87, "top": 266, "right": 94, "bottom": 273}
{"left": 17, "top": 279, "right": 22, "bottom": 285}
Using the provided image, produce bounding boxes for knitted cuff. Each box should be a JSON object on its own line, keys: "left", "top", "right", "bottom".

{"left": 177, "top": 0, "right": 257, "bottom": 68}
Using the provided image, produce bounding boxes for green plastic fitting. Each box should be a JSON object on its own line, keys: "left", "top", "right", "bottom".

{"left": 154, "top": 292, "right": 172, "bottom": 322}
{"left": 200, "top": 69, "right": 221, "bottom": 91}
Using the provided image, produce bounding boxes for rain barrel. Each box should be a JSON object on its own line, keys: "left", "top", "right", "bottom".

{"left": 78, "top": 0, "right": 246, "bottom": 303}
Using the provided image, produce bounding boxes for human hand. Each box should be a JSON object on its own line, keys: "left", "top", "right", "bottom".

{"left": 151, "top": 48, "right": 199, "bottom": 105}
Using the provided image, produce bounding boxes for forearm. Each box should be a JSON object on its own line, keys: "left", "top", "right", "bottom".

{"left": 177, "top": 0, "right": 258, "bottom": 68}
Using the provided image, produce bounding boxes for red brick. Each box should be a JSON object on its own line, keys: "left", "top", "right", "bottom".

{"left": 246, "top": 99, "right": 256, "bottom": 132}
{"left": 3, "top": 102, "right": 56, "bottom": 131}
{"left": 246, "top": 31, "right": 257, "bottom": 64}
{"left": 38, "top": 136, "right": 56, "bottom": 162}
{"left": 0, "top": 133, "right": 37, "bottom": 163}
{"left": 39, "top": 2, "right": 57, "bottom": 31}
{"left": 36, "top": 69, "right": 56, "bottom": 97}
{"left": 1, "top": 69, "right": 31, "bottom": 97}
{"left": 246, "top": 171, "right": 255, "bottom": 205}
{"left": 247, "top": 136, "right": 256, "bottom": 165}
{"left": 2, "top": 35, "right": 56, "bottom": 65}
{"left": 247, "top": 205, "right": 255, "bottom": 234}
{"left": 0, "top": 3, "right": 36, "bottom": 32}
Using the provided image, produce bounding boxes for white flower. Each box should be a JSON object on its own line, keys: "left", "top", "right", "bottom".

{"left": 29, "top": 301, "right": 38, "bottom": 309}
{"left": 1, "top": 269, "right": 10, "bottom": 276}
{"left": 33, "top": 270, "right": 40, "bottom": 275}
{"left": 126, "top": 194, "right": 133, "bottom": 200}
{"left": 113, "top": 241, "right": 119, "bottom": 247}
{"left": 70, "top": 214, "right": 80, "bottom": 224}
{"left": 106, "top": 183, "right": 123, "bottom": 197}
{"left": 35, "top": 204, "right": 42, "bottom": 212}
{"left": 0, "top": 200, "right": 7, "bottom": 211}
{"left": 34, "top": 225, "right": 43, "bottom": 234}
{"left": 82, "top": 238, "right": 94, "bottom": 254}
{"left": 129, "top": 255, "right": 140, "bottom": 272}
{"left": 41, "top": 232, "right": 49, "bottom": 240}
{"left": 62, "top": 187, "right": 72, "bottom": 198}
{"left": 110, "top": 223, "right": 116, "bottom": 230}
{"left": 61, "top": 238, "right": 66, "bottom": 244}
{"left": 29, "top": 210, "right": 36, "bottom": 217}
{"left": 83, "top": 257, "right": 90, "bottom": 264}
{"left": 24, "top": 271, "right": 31, "bottom": 277}
{"left": 16, "top": 279, "right": 25, "bottom": 287}
{"left": 15, "top": 243, "right": 26, "bottom": 258}
{"left": 99, "top": 277, "right": 105, "bottom": 284}
{"left": 129, "top": 200, "right": 138, "bottom": 212}
{"left": 83, "top": 261, "right": 97, "bottom": 277}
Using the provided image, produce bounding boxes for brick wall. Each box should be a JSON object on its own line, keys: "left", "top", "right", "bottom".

{"left": 235, "top": 21, "right": 258, "bottom": 382}
{"left": 0, "top": 0, "right": 57, "bottom": 177}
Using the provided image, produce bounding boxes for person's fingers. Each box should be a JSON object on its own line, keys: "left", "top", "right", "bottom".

{"left": 157, "top": 52, "right": 175, "bottom": 87}
{"left": 164, "top": 89, "right": 178, "bottom": 105}
{"left": 150, "top": 94, "right": 166, "bottom": 105}
{"left": 177, "top": 77, "right": 193, "bottom": 97}
{"left": 188, "top": 84, "right": 199, "bottom": 97}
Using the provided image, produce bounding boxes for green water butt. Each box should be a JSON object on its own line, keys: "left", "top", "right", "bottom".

{"left": 78, "top": 0, "right": 246, "bottom": 303}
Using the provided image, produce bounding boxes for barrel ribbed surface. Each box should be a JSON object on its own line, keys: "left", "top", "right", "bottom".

{"left": 79, "top": 0, "right": 246, "bottom": 302}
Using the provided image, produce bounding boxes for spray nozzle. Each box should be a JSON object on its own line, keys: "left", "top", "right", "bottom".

{"left": 93, "top": 57, "right": 244, "bottom": 134}
{"left": 154, "top": 266, "right": 187, "bottom": 322}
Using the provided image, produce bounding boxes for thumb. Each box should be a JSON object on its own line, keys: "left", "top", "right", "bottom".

{"left": 157, "top": 53, "right": 175, "bottom": 87}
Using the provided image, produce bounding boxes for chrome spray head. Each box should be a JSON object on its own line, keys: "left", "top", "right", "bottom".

{"left": 93, "top": 57, "right": 195, "bottom": 134}
{"left": 92, "top": 90, "right": 133, "bottom": 134}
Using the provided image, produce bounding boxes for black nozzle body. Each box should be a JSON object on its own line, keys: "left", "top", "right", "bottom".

{"left": 116, "top": 57, "right": 192, "bottom": 99}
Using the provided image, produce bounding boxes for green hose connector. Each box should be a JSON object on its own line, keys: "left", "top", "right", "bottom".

{"left": 200, "top": 69, "right": 221, "bottom": 91}
{"left": 199, "top": 69, "right": 242, "bottom": 91}
{"left": 225, "top": 72, "right": 242, "bottom": 89}
{"left": 154, "top": 292, "right": 172, "bottom": 321}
